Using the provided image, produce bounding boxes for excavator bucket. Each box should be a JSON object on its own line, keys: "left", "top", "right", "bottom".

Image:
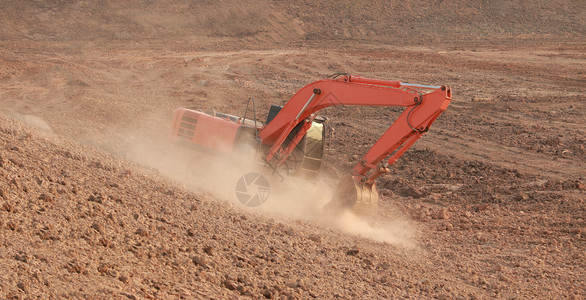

{"left": 326, "top": 176, "right": 379, "bottom": 215}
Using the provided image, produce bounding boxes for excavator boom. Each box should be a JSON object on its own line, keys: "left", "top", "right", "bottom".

{"left": 258, "top": 74, "right": 451, "bottom": 212}
{"left": 260, "top": 75, "right": 450, "bottom": 177}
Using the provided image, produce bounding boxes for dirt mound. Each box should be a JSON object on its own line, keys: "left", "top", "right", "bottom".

{"left": 0, "top": 115, "right": 413, "bottom": 299}
{"left": 291, "top": 0, "right": 584, "bottom": 44}
{"left": 1, "top": 0, "right": 583, "bottom": 48}
{"left": 1, "top": 114, "right": 583, "bottom": 298}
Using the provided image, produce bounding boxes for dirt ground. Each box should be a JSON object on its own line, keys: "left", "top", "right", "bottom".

{"left": 0, "top": 1, "right": 584, "bottom": 299}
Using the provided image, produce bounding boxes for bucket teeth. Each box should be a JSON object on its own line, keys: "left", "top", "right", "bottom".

{"left": 325, "top": 176, "right": 379, "bottom": 215}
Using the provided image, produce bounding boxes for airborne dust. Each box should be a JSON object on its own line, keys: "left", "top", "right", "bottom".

{"left": 116, "top": 112, "right": 417, "bottom": 247}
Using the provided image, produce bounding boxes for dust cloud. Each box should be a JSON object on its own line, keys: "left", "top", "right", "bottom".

{"left": 9, "top": 113, "right": 53, "bottom": 133}
{"left": 261, "top": 177, "right": 416, "bottom": 247}
{"left": 328, "top": 210, "right": 416, "bottom": 246}
{"left": 111, "top": 112, "right": 417, "bottom": 248}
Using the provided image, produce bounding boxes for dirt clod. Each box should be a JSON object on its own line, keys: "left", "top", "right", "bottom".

{"left": 135, "top": 228, "right": 149, "bottom": 237}
{"left": 192, "top": 255, "right": 208, "bottom": 268}
{"left": 0, "top": 186, "right": 8, "bottom": 199}
{"left": 307, "top": 234, "right": 321, "bottom": 243}
{"left": 119, "top": 274, "right": 130, "bottom": 283}
{"left": 223, "top": 279, "right": 238, "bottom": 290}
{"left": 476, "top": 204, "right": 489, "bottom": 212}
{"left": 17, "top": 281, "right": 29, "bottom": 292}
{"left": 346, "top": 248, "right": 359, "bottom": 256}
{"left": 14, "top": 253, "right": 28, "bottom": 263}
{"left": 433, "top": 208, "right": 450, "bottom": 220}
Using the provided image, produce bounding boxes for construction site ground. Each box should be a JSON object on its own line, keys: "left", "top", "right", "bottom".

{"left": 0, "top": 1, "right": 584, "bottom": 299}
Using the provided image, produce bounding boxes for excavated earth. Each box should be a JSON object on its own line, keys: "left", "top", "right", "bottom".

{"left": 0, "top": 1, "right": 584, "bottom": 299}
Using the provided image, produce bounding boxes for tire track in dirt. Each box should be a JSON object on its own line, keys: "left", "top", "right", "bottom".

{"left": 419, "top": 130, "right": 583, "bottom": 180}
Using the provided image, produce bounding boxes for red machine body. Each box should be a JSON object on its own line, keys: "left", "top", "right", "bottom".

{"left": 170, "top": 108, "right": 242, "bottom": 154}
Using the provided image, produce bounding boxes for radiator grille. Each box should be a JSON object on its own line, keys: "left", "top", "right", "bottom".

{"left": 178, "top": 115, "right": 198, "bottom": 139}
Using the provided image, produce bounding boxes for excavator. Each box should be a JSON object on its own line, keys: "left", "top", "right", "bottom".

{"left": 170, "top": 74, "right": 451, "bottom": 212}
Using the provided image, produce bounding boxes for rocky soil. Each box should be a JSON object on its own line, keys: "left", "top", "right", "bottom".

{"left": 0, "top": 1, "right": 584, "bottom": 299}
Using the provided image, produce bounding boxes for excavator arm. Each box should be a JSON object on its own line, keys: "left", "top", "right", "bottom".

{"left": 258, "top": 74, "right": 451, "bottom": 212}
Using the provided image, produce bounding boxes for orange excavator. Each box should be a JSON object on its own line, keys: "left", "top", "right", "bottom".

{"left": 170, "top": 74, "right": 451, "bottom": 212}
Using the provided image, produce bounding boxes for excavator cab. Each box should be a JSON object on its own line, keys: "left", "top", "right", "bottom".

{"left": 264, "top": 104, "right": 327, "bottom": 178}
